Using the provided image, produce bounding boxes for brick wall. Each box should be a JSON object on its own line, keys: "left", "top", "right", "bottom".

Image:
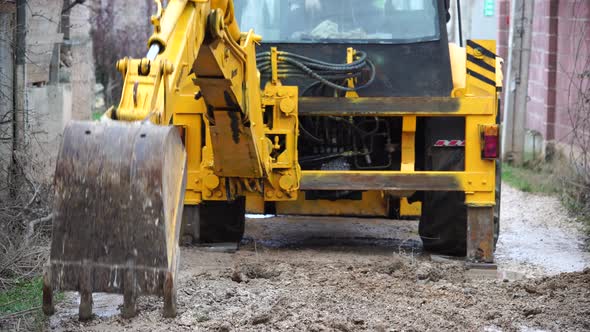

{"left": 497, "top": 0, "right": 510, "bottom": 60}
{"left": 554, "top": 1, "right": 590, "bottom": 144}
{"left": 528, "top": 0, "right": 558, "bottom": 141}
{"left": 497, "top": 0, "right": 590, "bottom": 149}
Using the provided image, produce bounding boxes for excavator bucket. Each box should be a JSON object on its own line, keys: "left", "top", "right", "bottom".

{"left": 42, "top": 120, "right": 187, "bottom": 320}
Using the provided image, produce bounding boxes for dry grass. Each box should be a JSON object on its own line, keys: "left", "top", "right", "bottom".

{"left": 560, "top": 167, "right": 590, "bottom": 233}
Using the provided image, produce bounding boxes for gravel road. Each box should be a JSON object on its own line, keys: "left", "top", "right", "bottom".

{"left": 48, "top": 184, "right": 590, "bottom": 331}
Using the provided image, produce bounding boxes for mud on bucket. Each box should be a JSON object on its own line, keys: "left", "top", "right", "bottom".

{"left": 43, "top": 120, "right": 187, "bottom": 320}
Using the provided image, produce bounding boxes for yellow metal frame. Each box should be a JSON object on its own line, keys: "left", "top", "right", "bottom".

{"left": 263, "top": 40, "right": 499, "bottom": 215}
{"left": 112, "top": 0, "right": 301, "bottom": 205}
{"left": 109, "top": 1, "right": 498, "bottom": 215}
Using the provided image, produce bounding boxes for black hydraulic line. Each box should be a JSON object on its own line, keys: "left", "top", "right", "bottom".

{"left": 256, "top": 50, "right": 376, "bottom": 92}
{"left": 257, "top": 51, "right": 368, "bottom": 70}
{"left": 299, "top": 151, "right": 364, "bottom": 164}
{"left": 326, "top": 117, "right": 380, "bottom": 137}
{"left": 281, "top": 57, "right": 376, "bottom": 92}
{"left": 275, "top": 51, "right": 368, "bottom": 70}
{"left": 301, "top": 81, "right": 322, "bottom": 96}
{"left": 299, "top": 123, "right": 324, "bottom": 144}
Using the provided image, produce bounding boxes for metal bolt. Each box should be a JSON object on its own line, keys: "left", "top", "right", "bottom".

{"left": 474, "top": 48, "right": 484, "bottom": 59}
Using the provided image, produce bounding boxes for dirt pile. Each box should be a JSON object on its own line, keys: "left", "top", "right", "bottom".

{"left": 47, "top": 185, "right": 590, "bottom": 331}
{"left": 50, "top": 250, "right": 590, "bottom": 332}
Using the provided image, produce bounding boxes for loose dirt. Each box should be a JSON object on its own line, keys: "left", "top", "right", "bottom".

{"left": 48, "top": 185, "right": 590, "bottom": 331}
{"left": 496, "top": 185, "right": 590, "bottom": 277}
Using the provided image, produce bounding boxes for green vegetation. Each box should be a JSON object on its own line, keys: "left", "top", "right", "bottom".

{"left": 92, "top": 112, "right": 103, "bottom": 121}
{"left": 0, "top": 277, "right": 63, "bottom": 329}
{"left": 0, "top": 277, "right": 44, "bottom": 315}
{"left": 501, "top": 163, "right": 560, "bottom": 194}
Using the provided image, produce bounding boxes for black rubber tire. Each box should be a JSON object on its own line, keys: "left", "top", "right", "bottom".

{"left": 419, "top": 190, "right": 467, "bottom": 256}
{"left": 419, "top": 148, "right": 467, "bottom": 256}
{"left": 419, "top": 118, "right": 467, "bottom": 256}
{"left": 180, "top": 197, "right": 246, "bottom": 245}
{"left": 419, "top": 146, "right": 501, "bottom": 256}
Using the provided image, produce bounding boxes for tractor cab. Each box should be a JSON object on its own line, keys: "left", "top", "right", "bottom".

{"left": 234, "top": 0, "right": 453, "bottom": 97}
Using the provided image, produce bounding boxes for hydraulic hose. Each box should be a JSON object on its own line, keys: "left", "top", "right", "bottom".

{"left": 256, "top": 50, "right": 376, "bottom": 92}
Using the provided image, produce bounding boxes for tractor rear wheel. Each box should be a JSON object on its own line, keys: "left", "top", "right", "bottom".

{"left": 418, "top": 144, "right": 501, "bottom": 256}
{"left": 419, "top": 118, "right": 468, "bottom": 256}
{"left": 419, "top": 190, "right": 468, "bottom": 256}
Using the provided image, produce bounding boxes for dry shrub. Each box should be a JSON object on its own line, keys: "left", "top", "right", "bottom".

{"left": 0, "top": 184, "right": 53, "bottom": 290}
{"left": 562, "top": 0, "right": 590, "bottom": 230}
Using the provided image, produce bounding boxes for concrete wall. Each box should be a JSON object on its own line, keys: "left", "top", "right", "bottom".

{"left": 497, "top": 0, "right": 590, "bottom": 154}
{"left": 69, "top": 4, "right": 95, "bottom": 120}
{"left": 0, "top": 1, "right": 95, "bottom": 188}
{"left": 448, "top": 0, "right": 498, "bottom": 44}
{"left": 24, "top": 2, "right": 90, "bottom": 183}
{"left": 26, "top": 85, "right": 72, "bottom": 183}
{"left": 26, "top": 0, "right": 63, "bottom": 84}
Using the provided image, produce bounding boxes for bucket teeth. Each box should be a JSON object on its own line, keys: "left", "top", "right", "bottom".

{"left": 45, "top": 120, "right": 186, "bottom": 319}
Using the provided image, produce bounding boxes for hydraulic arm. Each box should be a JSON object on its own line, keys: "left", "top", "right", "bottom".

{"left": 43, "top": 0, "right": 299, "bottom": 320}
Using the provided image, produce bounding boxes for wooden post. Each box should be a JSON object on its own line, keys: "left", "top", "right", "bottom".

{"left": 501, "top": 0, "right": 535, "bottom": 165}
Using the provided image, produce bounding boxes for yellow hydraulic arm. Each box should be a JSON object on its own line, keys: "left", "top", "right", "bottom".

{"left": 113, "top": 0, "right": 299, "bottom": 203}
{"left": 44, "top": 0, "right": 299, "bottom": 321}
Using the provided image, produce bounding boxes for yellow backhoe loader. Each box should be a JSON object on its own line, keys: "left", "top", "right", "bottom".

{"left": 43, "top": 0, "right": 502, "bottom": 320}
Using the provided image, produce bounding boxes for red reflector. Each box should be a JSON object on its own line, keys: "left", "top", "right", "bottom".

{"left": 480, "top": 124, "right": 499, "bottom": 159}
{"left": 483, "top": 134, "right": 499, "bottom": 159}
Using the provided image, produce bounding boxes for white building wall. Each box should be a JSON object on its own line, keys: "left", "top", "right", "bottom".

{"left": 448, "top": 0, "right": 498, "bottom": 44}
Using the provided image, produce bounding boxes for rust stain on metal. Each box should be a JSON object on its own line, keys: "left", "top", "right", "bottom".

{"left": 467, "top": 206, "right": 495, "bottom": 264}
{"left": 298, "top": 97, "right": 461, "bottom": 116}
{"left": 300, "top": 172, "right": 462, "bottom": 191}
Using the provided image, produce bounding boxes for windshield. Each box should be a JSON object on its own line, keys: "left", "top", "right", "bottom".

{"left": 234, "top": 0, "right": 440, "bottom": 43}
